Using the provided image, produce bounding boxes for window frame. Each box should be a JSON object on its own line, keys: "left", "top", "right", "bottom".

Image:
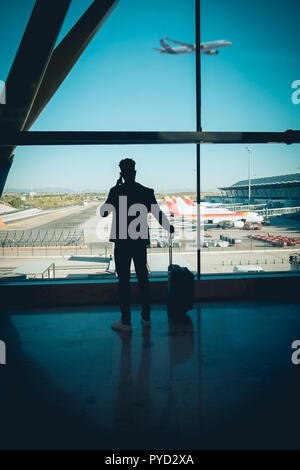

{"left": 1, "top": 0, "right": 300, "bottom": 280}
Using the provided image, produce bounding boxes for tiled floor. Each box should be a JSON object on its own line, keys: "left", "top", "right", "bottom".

{"left": 0, "top": 301, "right": 300, "bottom": 449}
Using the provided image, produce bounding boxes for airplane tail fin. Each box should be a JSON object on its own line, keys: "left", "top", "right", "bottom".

{"left": 160, "top": 39, "right": 174, "bottom": 53}
{"left": 165, "top": 198, "right": 180, "bottom": 216}
{"left": 184, "top": 196, "right": 196, "bottom": 206}
{"left": 174, "top": 197, "right": 188, "bottom": 214}
{"left": 175, "top": 197, "right": 196, "bottom": 216}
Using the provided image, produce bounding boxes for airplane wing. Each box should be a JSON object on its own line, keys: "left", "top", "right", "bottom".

{"left": 153, "top": 48, "right": 165, "bottom": 53}
{"left": 165, "top": 37, "right": 194, "bottom": 48}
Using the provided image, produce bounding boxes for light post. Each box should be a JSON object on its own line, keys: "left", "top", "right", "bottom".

{"left": 246, "top": 147, "right": 252, "bottom": 209}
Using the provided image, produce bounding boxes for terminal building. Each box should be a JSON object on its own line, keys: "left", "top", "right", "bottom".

{"left": 219, "top": 173, "right": 300, "bottom": 206}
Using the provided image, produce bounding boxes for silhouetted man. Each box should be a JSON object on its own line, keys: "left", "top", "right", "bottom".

{"left": 101, "top": 158, "right": 174, "bottom": 332}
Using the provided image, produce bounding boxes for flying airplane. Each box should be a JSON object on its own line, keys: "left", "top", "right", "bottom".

{"left": 164, "top": 197, "right": 263, "bottom": 224}
{"left": 154, "top": 38, "right": 232, "bottom": 55}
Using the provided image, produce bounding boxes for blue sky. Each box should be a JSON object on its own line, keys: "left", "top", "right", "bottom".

{"left": 1, "top": 0, "right": 299, "bottom": 192}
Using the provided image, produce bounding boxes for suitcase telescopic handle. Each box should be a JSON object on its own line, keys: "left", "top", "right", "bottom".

{"left": 169, "top": 231, "right": 174, "bottom": 267}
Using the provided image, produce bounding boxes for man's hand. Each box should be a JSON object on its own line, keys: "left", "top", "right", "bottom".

{"left": 170, "top": 225, "right": 175, "bottom": 234}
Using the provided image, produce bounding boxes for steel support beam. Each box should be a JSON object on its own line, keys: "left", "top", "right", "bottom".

{"left": 24, "top": 0, "right": 120, "bottom": 131}
{"left": 1, "top": 130, "right": 300, "bottom": 146}
{"left": 0, "top": 160, "right": 13, "bottom": 197}
{"left": 0, "top": 0, "right": 71, "bottom": 196}
{"left": 195, "top": 0, "right": 201, "bottom": 279}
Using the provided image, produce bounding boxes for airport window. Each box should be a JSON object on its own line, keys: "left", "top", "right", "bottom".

{"left": 1, "top": 145, "right": 197, "bottom": 280}
{"left": 31, "top": 0, "right": 196, "bottom": 132}
{"left": 200, "top": 144, "right": 300, "bottom": 275}
{"left": 201, "top": 0, "right": 300, "bottom": 132}
{"left": 0, "top": 0, "right": 300, "bottom": 282}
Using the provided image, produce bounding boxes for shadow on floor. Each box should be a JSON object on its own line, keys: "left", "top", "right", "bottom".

{"left": 0, "top": 301, "right": 300, "bottom": 449}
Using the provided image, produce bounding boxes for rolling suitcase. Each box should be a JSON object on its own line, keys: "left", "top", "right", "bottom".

{"left": 167, "top": 234, "right": 194, "bottom": 318}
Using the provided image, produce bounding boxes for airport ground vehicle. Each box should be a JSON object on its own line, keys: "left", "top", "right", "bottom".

{"left": 218, "top": 221, "right": 234, "bottom": 229}
{"left": 220, "top": 235, "right": 242, "bottom": 245}
{"left": 289, "top": 254, "right": 300, "bottom": 271}
{"left": 150, "top": 239, "right": 158, "bottom": 248}
{"left": 248, "top": 234, "right": 300, "bottom": 247}
{"left": 243, "top": 223, "right": 262, "bottom": 230}
{"left": 233, "top": 265, "right": 264, "bottom": 273}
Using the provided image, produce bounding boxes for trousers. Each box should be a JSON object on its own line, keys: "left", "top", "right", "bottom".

{"left": 114, "top": 241, "right": 151, "bottom": 324}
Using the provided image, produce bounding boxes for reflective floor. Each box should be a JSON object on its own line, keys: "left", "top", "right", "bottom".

{"left": 0, "top": 301, "right": 300, "bottom": 449}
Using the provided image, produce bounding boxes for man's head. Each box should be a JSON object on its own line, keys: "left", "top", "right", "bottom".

{"left": 119, "top": 158, "right": 136, "bottom": 183}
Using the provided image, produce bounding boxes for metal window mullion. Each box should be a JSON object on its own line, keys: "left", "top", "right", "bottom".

{"left": 196, "top": 0, "right": 201, "bottom": 280}
{"left": 1, "top": 130, "right": 300, "bottom": 146}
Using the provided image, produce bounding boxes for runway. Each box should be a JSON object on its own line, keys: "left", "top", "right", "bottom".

{"left": 2, "top": 202, "right": 100, "bottom": 231}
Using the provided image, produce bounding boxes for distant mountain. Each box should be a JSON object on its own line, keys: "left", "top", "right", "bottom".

{"left": 4, "top": 187, "right": 106, "bottom": 194}
{"left": 4, "top": 186, "right": 217, "bottom": 194}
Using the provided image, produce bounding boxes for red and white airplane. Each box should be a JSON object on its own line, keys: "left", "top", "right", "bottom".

{"left": 164, "top": 196, "right": 263, "bottom": 224}
{"left": 183, "top": 196, "right": 196, "bottom": 207}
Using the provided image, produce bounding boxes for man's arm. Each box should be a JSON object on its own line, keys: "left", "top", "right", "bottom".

{"left": 149, "top": 190, "right": 174, "bottom": 233}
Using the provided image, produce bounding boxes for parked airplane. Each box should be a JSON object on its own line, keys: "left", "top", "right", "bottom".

{"left": 183, "top": 197, "right": 225, "bottom": 208}
{"left": 184, "top": 196, "right": 196, "bottom": 206}
{"left": 154, "top": 38, "right": 232, "bottom": 55}
{"left": 165, "top": 198, "right": 182, "bottom": 217}
{"left": 164, "top": 197, "right": 263, "bottom": 223}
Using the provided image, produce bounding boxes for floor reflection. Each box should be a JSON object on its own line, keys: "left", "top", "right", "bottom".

{"left": 1, "top": 302, "right": 300, "bottom": 449}
{"left": 114, "top": 327, "right": 152, "bottom": 433}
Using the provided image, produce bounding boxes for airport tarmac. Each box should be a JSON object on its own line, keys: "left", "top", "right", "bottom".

{"left": 0, "top": 205, "right": 299, "bottom": 278}
{"left": 0, "top": 246, "right": 297, "bottom": 279}
{"left": 2, "top": 201, "right": 100, "bottom": 230}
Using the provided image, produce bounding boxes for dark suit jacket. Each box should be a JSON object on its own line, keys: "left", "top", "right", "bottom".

{"left": 101, "top": 181, "right": 171, "bottom": 243}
